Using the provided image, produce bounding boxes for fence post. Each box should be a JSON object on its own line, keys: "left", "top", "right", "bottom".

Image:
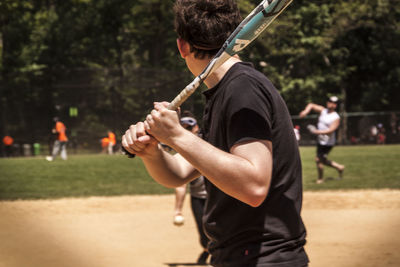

{"left": 23, "top": 144, "right": 32, "bottom": 156}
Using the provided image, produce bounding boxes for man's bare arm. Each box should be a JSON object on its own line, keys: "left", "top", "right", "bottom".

{"left": 123, "top": 104, "right": 272, "bottom": 207}
{"left": 141, "top": 148, "right": 201, "bottom": 188}
{"left": 144, "top": 105, "right": 272, "bottom": 207}
{"left": 167, "top": 131, "right": 272, "bottom": 207}
{"left": 314, "top": 118, "right": 340, "bottom": 135}
{"left": 299, "top": 103, "right": 325, "bottom": 118}
{"left": 122, "top": 122, "right": 200, "bottom": 188}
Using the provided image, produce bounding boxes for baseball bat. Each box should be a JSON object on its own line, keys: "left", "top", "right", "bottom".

{"left": 123, "top": 0, "right": 292, "bottom": 157}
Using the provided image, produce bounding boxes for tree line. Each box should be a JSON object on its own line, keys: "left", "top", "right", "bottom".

{"left": 0, "top": 0, "right": 399, "bottom": 146}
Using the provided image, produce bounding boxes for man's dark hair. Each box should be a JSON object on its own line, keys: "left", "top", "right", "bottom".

{"left": 174, "top": 0, "right": 242, "bottom": 59}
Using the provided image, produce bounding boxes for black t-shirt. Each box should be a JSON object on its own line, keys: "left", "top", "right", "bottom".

{"left": 202, "top": 62, "right": 308, "bottom": 266}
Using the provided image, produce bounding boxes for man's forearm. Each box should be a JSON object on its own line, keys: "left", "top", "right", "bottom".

{"left": 316, "top": 119, "right": 340, "bottom": 135}
{"left": 168, "top": 131, "right": 272, "bottom": 207}
{"left": 141, "top": 146, "right": 194, "bottom": 188}
{"left": 316, "top": 129, "right": 335, "bottom": 135}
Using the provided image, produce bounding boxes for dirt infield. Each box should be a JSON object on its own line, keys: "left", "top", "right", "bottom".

{"left": 0, "top": 190, "right": 399, "bottom": 267}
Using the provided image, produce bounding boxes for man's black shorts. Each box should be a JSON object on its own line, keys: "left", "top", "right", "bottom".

{"left": 316, "top": 144, "right": 333, "bottom": 161}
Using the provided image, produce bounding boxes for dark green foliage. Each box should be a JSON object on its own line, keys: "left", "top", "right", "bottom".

{"left": 0, "top": 0, "right": 399, "bottom": 145}
{"left": 249, "top": 0, "right": 400, "bottom": 113}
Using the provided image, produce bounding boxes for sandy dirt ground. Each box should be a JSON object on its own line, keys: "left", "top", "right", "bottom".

{"left": 0, "top": 190, "right": 399, "bottom": 267}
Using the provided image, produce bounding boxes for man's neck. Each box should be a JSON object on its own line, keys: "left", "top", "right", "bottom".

{"left": 192, "top": 56, "right": 241, "bottom": 89}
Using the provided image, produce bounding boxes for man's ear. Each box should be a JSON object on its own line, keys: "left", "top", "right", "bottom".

{"left": 177, "top": 38, "right": 190, "bottom": 58}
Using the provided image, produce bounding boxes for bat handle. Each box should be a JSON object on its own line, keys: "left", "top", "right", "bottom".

{"left": 168, "top": 76, "right": 202, "bottom": 110}
{"left": 124, "top": 76, "right": 201, "bottom": 158}
{"left": 122, "top": 129, "right": 152, "bottom": 158}
{"left": 122, "top": 146, "right": 136, "bottom": 158}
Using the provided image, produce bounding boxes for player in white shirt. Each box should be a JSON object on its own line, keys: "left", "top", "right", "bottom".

{"left": 300, "top": 96, "right": 345, "bottom": 184}
{"left": 294, "top": 125, "right": 301, "bottom": 142}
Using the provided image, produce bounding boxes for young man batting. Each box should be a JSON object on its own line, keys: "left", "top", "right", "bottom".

{"left": 122, "top": 0, "right": 308, "bottom": 266}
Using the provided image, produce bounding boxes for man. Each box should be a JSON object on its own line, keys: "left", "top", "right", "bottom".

{"left": 2, "top": 135, "right": 14, "bottom": 157}
{"left": 294, "top": 125, "right": 301, "bottom": 142}
{"left": 46, "top": 117, "right": 68, "bottom": 161}
{"left": 101, "top": 137, "right": 110, "bottom": 154}
{"left": 172, "top": 112, "right": 209, "bottom": 264}
{"left": 122, "top": 0, "right": 308, "bottom": 266}
{"left": 107, "top": 131, "right": 116, "bottom": 154}
{"left": 299, "top": 96, "right": 345, "bottom": 184}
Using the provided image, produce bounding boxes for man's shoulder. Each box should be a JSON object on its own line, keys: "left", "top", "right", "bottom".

{"left": 333, "top": 111, "right": 340, "bottom": 119}
{"left": 225, "top": 62, "right": 275, "bottom": 92}
{"left": 321, "top": 109, "right": 340, "bottom": 119}
{"left": 328, "top": 109, "right": 340, "bottom": 118}
{"left": 229, "top": 62, "right": 266, "bottom": 79}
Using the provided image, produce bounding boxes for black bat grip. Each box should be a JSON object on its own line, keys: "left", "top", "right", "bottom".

{"left": 122, "top": 146, "right": 136, "bottom": 158}
{"left": 121, "top": 129, "right": 152, "bottom": 158}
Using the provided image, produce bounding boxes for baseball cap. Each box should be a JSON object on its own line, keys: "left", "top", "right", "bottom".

{"left": 328, "top": 96, "right": 339, "bottom": 103}
{"left": 180, "top": 117, "right": 197, "bottom": 127}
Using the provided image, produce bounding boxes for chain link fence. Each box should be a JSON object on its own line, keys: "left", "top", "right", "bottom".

{"left": 1, "top": 65, "right": 399, "bottom": 156}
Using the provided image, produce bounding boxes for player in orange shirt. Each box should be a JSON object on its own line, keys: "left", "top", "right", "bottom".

{"left": 46, "top": 117, "right": 68, "bottom": 161}
{"left": 3, "top": 135, "right": 14, "bottom": 157}
{"left": 107, "top": 131, "right": 116, "bottom": 155}
{"left": 101, "top": 137, "right": 109, "bottom": 154}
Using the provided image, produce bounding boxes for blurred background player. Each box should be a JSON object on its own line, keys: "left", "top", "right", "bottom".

{"left": 100, "top": 131, "right": 116, "bottom": 154}
{"left": 376, "top": 123, "right": 386, "bottom": 145}
{"left": 300, "top": 96, "right": 345, "bottom": 184}
{"left": 2, "top": 135, "right": 14, "bottom": 157}
{"left": 294, "top": 125, "right": 301, "bottom": 142}
{"left": 100, "top": 136, "right": 110, "bottom": 154}
{"left": 172, "top": 111, "right": 209, "bottom": 264}
{"left": 107, "top": 130, "right": 116, "bottom": 154}
{"left": 46, "top": 117, "right": 68, "bottom": 161}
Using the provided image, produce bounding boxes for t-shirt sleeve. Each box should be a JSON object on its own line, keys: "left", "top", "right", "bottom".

{"left": 225, "top": 75, "right": 273, "bottom": 149}
{"left": 333, "top": 112, "right": 340, "bottom": 121}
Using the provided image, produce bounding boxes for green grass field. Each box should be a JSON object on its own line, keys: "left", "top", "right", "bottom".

{"left": 0, "top": 145, "right": 399, "bottom": 200}
{"left": 0, "top": 154, "right": 173, "bottom": 200}
{"left": 301, "top": 145, "right": 400, "bottom": 190}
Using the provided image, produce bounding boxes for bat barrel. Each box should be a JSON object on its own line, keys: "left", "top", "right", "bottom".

{"left": 225, "top": 0, "right": 292, "bottom": 56}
